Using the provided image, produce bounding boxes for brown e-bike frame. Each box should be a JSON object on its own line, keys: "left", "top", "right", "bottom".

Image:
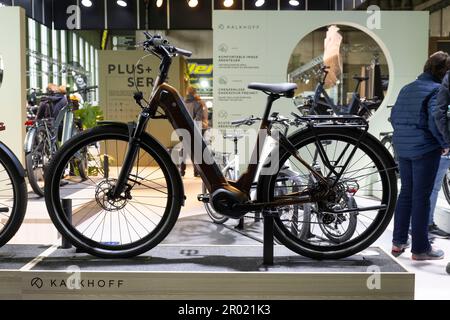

{"left": 112, "top": 51, "right": 324, "bottom": 201}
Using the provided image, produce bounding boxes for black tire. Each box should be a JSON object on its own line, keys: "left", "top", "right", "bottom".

{"left": 442, "top": 169, "right": 450, "bottom": 206}
{"left": 380, "top": 135, "right": 396, "bottom": 163}
{"left": 44, "top": 125, "right": 183, "bottom": 258}
{"left": 257, "top": 127, "right": 397, "bottom": 260}
{"left": 26, "top": 126, "right": 51, "bottom": 197}
{"left": 26, "top": 151, "right": 44, "bottom": 197}
{"left": 72, "top": 127, "right": 88, "bottom": 181}
{"left": 0, "top": 144, "right": 27, "bottom": 246}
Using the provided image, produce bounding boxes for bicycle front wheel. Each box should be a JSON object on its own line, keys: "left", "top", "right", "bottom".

{"left": 44, "top": 124, "right": 183, "bottom": 258}
{"left": 258, "top": 127, "right": 397, "bottom": 260}
{"left": 0, "top": 144, "right": 27, "bottom": 246}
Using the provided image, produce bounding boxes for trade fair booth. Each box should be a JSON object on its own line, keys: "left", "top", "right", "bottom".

{"left": 0, "top": 0, "right": 449, "bottom": 302}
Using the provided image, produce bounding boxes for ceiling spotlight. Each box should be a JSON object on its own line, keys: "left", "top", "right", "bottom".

{"left": 223, "top": 0, "right": 234, "bottom": 7}
{"left": 188, "top": 0, "right": 198, "bottom": 7}
{"left": 289, "top": 0, "right": 300, "bottom": 6}
{"left": 156, "top": 0, "right": 163, "bottom": 7}
{"left": 81, "top": 0, "right": 92, "bottom": 7}
{"left": 255, "top": 0, "right": 265, "bottom": 7}
{"left": 117, "top": 0, "right": 128, "bottom": 7}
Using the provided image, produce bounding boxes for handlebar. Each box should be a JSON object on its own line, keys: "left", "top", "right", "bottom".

{"left": 141, "top": 33, "right": 192, "bottom": 58}
{"left": 230, "top": 116, "right": 261, "bottom": 126}
{"left": 71, "top": 86, "right": 98, "bottom": 94}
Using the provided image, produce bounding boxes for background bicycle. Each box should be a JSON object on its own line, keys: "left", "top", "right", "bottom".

{"left": 24, "top": 87, "right": 95, "bottom": 196}
{"left": 295, "top": 65, "right": 382, "bottom": 119}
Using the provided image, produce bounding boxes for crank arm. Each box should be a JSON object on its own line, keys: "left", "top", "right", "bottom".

{"left": 0, "top": 207, "right": 9, "bottom": 213}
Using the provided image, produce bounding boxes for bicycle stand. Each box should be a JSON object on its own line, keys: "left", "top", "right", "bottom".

{"left": 235, "top": 217, "right": 244, "bottom": 230}
{"left": 59, "top": 199, "right": 276, "bottom": 264}
{"left": 60, "top": 199, "right": 72, "bottom": 249}
{"left": 262, "top": 209, "right": 276, "bottom": 266}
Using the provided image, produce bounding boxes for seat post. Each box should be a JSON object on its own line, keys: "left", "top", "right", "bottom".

{"left": 261, "top": 94, "right": 279, "bottom": 129}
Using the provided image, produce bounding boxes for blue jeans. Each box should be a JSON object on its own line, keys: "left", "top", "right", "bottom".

{"left": 429, "top": 155, "right": 450, "bottom": 225}
{"left": 393, "top": 149, "right": 441, "bottom": 254}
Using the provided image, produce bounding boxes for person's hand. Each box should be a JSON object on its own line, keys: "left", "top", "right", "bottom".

{"left": 443, "top": 148, "right": 450, "bottom": 156}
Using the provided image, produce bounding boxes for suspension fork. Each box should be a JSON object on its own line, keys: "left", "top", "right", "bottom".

{"left": 110, "top": 110, "right": 152, "bottom": 198}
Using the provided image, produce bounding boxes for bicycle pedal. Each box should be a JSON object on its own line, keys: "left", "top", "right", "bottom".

{"left": 197, "top": 193, "right": 210, "bottom": 203}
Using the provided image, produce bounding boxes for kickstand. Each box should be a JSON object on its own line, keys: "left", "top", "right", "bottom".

{"left": 60, "top": 199, "right": 72, "bottom": 249}
{"left": 262, "top": 209, "right": 275, "bottom": 266}
{"left": 235, "top": 217, "right": 244, "bottom": 230}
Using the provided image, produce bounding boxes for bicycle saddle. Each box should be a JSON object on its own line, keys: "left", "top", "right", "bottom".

{"left": 353, "top": 76, "right": 369, "bottom": 82}
{"left": 248, "top": 83, "right": 297, "bottom": 97}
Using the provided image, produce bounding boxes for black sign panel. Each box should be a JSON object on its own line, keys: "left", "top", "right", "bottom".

{"left": 80, "top": 0, "right": 105, "bottom": 30}
{"left": 14, "top": 0, "right": 32, "bottom": 16}
{"left": 308, "top": 0, "right": 332, "bottom": 10}
{"left": 34, "top": 0, "right": 44, "bottom": 24}
{"left": 334, "top": 0, "right": 344, "bottom": 10}
{"left": 53, "top": 0, "right": 76, "bottom": 30}
{"left": 0, "top": 0, "right": 12, "bottom": 6}
{"left": 343, "top": 0, "right": 354, "bottom": 10}
{"left": 138, "top": 0, "right": 167, "bottom": 30}
{"left": 107, "top": 0, "right": 138, "bottom": 30}
{"left": 169, "top": 0, "right": 212, "bottom": 30}
{"left": 43, "top": 0, "right": 52, "bottom": 27}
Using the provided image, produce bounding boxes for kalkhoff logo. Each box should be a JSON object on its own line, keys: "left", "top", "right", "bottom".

{"left": 30, "top": 277, "right": 44, "bottom": 289}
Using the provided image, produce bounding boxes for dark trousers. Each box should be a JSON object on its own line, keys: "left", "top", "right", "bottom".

{"left": 393, "top": 149, "right": 441, "bottom": 254}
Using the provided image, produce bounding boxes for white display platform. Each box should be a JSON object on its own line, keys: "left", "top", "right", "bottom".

{"left": 0, "top": 244, "right": 414, "bottom": 300}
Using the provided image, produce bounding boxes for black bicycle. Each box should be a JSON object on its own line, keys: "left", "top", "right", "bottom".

{"left": 296, "top": 66, "right": 381, "bottom": 119}
{"left": 0, "top": 123, "right": 27, "bottom": 246}
{"left": 25, "top": 89, "right": 91, "bottom": 196}
{"left": 44, "top": 33, "right": 398, "bottom": 259}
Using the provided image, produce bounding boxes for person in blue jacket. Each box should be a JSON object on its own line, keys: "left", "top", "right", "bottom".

{"left": 427, "top": 69, "right": 450, "bottom": 239}
{"left": 391, "top": 51, "right": 450, "bottom": 260}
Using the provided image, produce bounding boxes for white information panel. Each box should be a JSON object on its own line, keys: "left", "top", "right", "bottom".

{"left": 213, "top": 10, "right": 429, "bottom": 138}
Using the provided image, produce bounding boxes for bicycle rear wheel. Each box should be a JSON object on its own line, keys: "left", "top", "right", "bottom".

{"left": 44, "top": 125, "right": 183, "bottom": 258}
{"left": 0, "top": 144, "right": 27, "bottom": 246}
{"left": 258, "top": 127, "right": 397, "bottom": 260}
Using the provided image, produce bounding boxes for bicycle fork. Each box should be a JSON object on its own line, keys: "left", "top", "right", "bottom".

{"left": 110, "top": 111, "right": 151, "bottom": 199}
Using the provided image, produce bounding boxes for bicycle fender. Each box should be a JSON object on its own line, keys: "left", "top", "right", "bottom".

{"left": 97, "top": 121, "right": 130, "bottom": 127}
{"left": 0, "top": 141, "right": 26, "bottom": 178}
{"left": 24, "top": 126, "right": 37, "bottom": 153}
